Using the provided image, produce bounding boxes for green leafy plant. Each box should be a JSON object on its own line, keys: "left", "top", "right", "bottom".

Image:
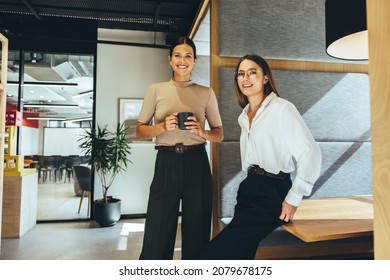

{"left": 78, "top": 123, "right": 132, "bottom": 202}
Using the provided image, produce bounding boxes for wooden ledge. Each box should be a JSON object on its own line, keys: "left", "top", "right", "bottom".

{"left": 282, "top": 196, "right": 373, "bottom": 242}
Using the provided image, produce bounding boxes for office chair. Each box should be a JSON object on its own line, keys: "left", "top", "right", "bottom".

{"left": 72, "top": 165, "right": 92, "bottom": 216}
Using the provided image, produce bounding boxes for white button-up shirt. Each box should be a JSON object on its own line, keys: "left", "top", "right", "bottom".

{"left": 238, "top": 92, "right": 322, "bottom": 206}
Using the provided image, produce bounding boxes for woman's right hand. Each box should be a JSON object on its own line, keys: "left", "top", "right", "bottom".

{"left": 164, "top": 113, "right": 178, "bottom": 131}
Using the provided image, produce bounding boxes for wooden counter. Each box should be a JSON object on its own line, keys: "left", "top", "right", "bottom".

{"left": 2, "top": 169, "right": 38, "bottom": 238}
{"left": 282, "top": 195, "right": 373, "bottom": 242}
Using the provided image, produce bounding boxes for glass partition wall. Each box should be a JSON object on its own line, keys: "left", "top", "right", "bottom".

{"left": 6, "top": 50, "right": 94, "bottom": 221}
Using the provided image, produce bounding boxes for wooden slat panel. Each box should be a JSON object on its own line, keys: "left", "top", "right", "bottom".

{"left": 215, "top": 56, "right": 368, "bottom": 73}
{"left": 210, "top": 0, "right": 221, "bottom": 238}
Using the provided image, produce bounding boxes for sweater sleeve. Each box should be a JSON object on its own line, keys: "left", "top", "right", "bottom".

{"left": 138, "top": 84, "right": 156, "bottom": 124}
{"left": 205, "top": 88, "right": 223, "bottom": 128}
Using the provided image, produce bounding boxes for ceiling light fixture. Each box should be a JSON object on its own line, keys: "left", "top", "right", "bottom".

{"left": 24, "top": 104, "right": 79, "bottom": 108}
{"left": 325, "top": 0, "right": 368, "bottom": 60}
{"left": 72, "top": 90, "right": 93, "bottom": 99}
{"left": 7, "top": 81, "right": 78, "bottom": 88}
{"left": 26, "top": 116, "right": 67, "bottom": 120}
{"left": 62, "top": 117, "right": 93, "bottom": 123}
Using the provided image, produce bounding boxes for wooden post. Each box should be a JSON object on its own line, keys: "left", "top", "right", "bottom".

{"left": 367, "top": 0, "right": 390, "bottom": 260}
{"left": 0, "top": 32, "right": 9, "bottom": 251}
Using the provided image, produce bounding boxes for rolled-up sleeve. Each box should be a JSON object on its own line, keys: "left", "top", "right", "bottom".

{"left": 281, "top": 103, "right": 322, "bottom": 206}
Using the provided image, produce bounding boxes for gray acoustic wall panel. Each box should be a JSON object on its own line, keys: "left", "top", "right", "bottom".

{"left": 275, "top": 70, "right": 371, "bottom": 141}
{"left": 219, "top": 68, "right": 243, "bottom": 141}
{"left": 218, "top": 0, "right": 367, "bottom": 64}
{"left": 219, "top": 67, "right": 370, "bottom": 142}
{"left": 218, "top": 142, "right": 244, "bottom": 218}
{"left": 312, "top": 142, "right": 372, "bottom": 198}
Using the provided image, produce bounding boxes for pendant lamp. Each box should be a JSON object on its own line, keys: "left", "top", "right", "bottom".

{"left": 325, "top": 0, "right": 368, "bottom": 60}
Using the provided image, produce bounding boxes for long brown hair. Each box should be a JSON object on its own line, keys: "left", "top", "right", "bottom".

{"left": 234, "top": 54, "right": 280, "bottom": 109}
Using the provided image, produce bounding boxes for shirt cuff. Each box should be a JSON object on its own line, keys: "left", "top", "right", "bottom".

{"left": 285, "top": 191, "right": 303, "bottom": 207}
{"left": 285, "top": 177, "right": 314, "bottom": 206}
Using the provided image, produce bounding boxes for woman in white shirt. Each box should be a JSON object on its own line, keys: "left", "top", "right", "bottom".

{"left": 202, "top": 54, "right": 322, "bottom": 259}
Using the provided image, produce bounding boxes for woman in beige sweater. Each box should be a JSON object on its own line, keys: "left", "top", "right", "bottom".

{"left": 137, "top": 37, "right": 223, "bottom": 260}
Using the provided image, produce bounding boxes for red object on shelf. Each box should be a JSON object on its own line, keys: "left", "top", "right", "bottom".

{"left": 6, "top": 110, "right": 22, "bottom": 126}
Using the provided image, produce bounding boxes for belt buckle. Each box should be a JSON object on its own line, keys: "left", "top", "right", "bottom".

{"left": 175, "top": 143, "right": 184, "bottom": 154}
{"left": 256, "top": 166, "right": 265, "bottom": 175}
{"left": 250, "top": 165, "right": 265, "bottom": 176}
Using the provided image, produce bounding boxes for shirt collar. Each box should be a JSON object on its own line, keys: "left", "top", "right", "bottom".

{"left": 243, "top": 91, "right": 277, "bottom": 113}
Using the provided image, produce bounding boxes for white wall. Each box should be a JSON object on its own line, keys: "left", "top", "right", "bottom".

{"left": 43, "top": 128, "right": 89, "bottom": 156}
{"left": 20, "top": 126, "right": 39, "bottom": 155}
{"left": 96, "top": 43, "right": 171, "bottom": 214}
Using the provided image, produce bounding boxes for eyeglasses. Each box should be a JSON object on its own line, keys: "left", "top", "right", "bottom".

{"left": 235, "top": 69, "right": 258, "bottom": 80}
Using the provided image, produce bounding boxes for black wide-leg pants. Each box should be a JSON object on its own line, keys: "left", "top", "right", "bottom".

{"left": 139, "top": 148, "right": 212, "bottom": 260}
{"left": 201, "top": 173, "right": 291, "bottom": 260}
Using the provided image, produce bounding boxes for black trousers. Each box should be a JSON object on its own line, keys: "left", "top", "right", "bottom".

{"left": 139, "top": 148, "right": 212, "bottom": 260}
{"left": 201, "top": 173, "right": 291, "bottom": 260}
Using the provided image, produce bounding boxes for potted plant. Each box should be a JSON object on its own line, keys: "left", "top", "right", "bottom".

{"left": 78, "top": 123, "right": 132, "bottom": 226}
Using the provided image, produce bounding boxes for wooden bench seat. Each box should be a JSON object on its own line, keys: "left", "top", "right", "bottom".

{"left": 282, "top": 195, "right": 373, "bottom": 242}
{"left": 217, "top": 195, "right": 374, "bottom": 259}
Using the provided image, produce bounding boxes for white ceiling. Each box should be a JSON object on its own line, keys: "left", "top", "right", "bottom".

{"left": 6, "top": 53, "right": 94, "bottom": 120}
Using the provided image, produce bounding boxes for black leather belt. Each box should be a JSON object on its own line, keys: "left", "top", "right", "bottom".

{"left": 247, "top": 165, "right": 288, "bottom": 180}
{"left": 155, "top": 143, "right": 205, "bottom": 154}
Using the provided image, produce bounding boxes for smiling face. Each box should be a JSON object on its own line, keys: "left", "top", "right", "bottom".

{"left": 169, "top": 43, "right": 195, "bottom": 82}
{"left": 236, "top": 59, "right": 268, "bottom": 99}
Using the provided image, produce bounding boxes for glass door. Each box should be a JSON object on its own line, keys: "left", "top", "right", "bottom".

{"left": 6, "top": 51, "right": 95, "bottom": 221}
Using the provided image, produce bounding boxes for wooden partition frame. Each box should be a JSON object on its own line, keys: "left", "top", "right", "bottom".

{"left": 367, "top": 0, "right": 390, "bottom": 260}
{"left": 0, "top": 32, "right": 9, "bottom": 250}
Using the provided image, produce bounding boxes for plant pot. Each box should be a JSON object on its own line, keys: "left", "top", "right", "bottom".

{"left": 93, "top": 197, "right": 121, "bottom": 227}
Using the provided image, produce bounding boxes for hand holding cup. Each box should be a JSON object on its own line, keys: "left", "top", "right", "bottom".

{"left": 177, "top": 112, "right": 194, "bottom": 130}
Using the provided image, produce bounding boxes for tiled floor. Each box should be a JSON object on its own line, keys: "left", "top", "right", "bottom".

{"left": 0, "top": 218, "right": 182, "bottom": 260}
{"left": 37, "top": 177, "right": 89, "bottom": 221}
{"left": 1, "top": 175, "right": 182, "bottom": 260}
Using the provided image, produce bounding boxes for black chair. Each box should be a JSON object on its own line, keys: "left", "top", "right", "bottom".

{"left": 37, "top": 155, "right": 55, "bottom": 182}
{"left": 51, "top": 155, "right": 64, "bottom": 182}
{"left": 64, "top": 156, "right": 82, "bottom": 183}
{"left": 72, "top": 165, "right": 92, "bottom": 216}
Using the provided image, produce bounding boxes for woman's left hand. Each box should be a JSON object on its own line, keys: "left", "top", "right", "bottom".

{"left": 186, "top": 116, "right": 206, "bottom": 139}
{"left": 279, "top": 200, "right": 298, "bottom": 222}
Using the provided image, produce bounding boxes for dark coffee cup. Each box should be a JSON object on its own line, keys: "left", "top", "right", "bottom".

{"left": 177, "top": 112, "right": 194, "bottom": 130}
